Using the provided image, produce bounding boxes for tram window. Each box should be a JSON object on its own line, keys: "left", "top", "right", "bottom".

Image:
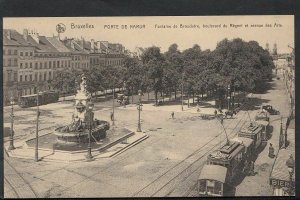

{"left": 214, "top": 181, "right": 222, "bottom": 194}
{"left": 199, "top": 180, "right": 206, "bottom": 192}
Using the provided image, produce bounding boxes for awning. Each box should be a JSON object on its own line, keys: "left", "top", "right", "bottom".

{"left": 199, "top": 165, "right": 228, "bottom": 183}
{"left": 270, "top": 149, "right": 295, "bottom": 183}
{"left": 230, "top": 137, "right": 254, "bottom": 148}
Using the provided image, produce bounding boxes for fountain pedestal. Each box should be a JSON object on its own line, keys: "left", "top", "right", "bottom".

{"left": 54, "top": 75, "right": 109, "bottom": 145}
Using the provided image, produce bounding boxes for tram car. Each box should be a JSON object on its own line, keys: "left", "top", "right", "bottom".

{"left": 198, "top": 121, "right": 265, "bottom": 196}
{"left": 255, "top": 111, "right": 270, "bottom": 141}
{"left": 238, "top": 122, "right": 263, "bottom": 150}
{"left": 18, "top": 91, "right": 59, "bottom": 108}
{"left": 198, "top": 136, "right": 255, "bottom": 196}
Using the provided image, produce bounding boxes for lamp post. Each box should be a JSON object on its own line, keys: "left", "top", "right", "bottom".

{"left": 137, "top": 90, "right": 142, "bottom": 132}
{"left": 112, "top": 81, "right": 115, "bottom": 126}
{"left": 35, "top": 89, "right": 40, "bottom": 162}
{"left": 86, "top": 101, "right": 94, "bottom": 161}
{"left": 286, "top": 154, "right": 295, "bottom": 196}
{"left": 181, "top": 72, "right": 184, "bottom": 111}
{"left": 8, "top": 96, "right": 16, "bottom": 151}
{"left": 227, "top": 85, "right": 230, "bottom": 110}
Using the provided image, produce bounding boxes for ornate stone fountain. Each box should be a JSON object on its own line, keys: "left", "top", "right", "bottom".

{"left": 54, "top": 75, "right": 109, "bottom": 144}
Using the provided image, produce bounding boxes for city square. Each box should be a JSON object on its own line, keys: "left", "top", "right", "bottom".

{"left": 3, "top": 16, "right": 295, "bottom": 197}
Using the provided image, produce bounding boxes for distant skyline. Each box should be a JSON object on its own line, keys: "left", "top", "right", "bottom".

{"left": 3, "top": 16, "right": 294, "bottom": 54}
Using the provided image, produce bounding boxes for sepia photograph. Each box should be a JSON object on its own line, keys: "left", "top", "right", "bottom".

{"left": 3, "top": 15, "right": 295, "bottom": 197}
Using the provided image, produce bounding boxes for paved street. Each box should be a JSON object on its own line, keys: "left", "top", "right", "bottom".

{"left": 3, "top": 75, "right": 290, "bottom": 198}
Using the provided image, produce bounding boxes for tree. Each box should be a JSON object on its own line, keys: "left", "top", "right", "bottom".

{"left": 50, "top": 68, "right": 83, "bottom": 99}
{"left": 123, "top": 56, "right": 144, "bottom": 103}
{"left": 141, "top": 46, "right": 165, "bottom": 105}
{"left": 164, "top": 43, "right": 183, "bottom": 100}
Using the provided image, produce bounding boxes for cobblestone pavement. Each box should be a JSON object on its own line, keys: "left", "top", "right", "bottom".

{"left": 4, "top": 152, "right": 38, "bottom": 198}
{"left": 3, "top": 77, "right": 288, "bottom": 197}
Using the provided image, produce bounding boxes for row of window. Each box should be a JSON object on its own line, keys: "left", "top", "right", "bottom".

{"left": 20, "top": 51, "right": 34, "bottom": 57}
{"left": 36, "top": 53, "right": 70, "bottom": 57}
{"left": 90, "top": 58, "right": 123, "bottom": 66}
{"left": 72, "top": 62, "right": 89, "bottom": 68}
{"left": 3, "top": 49, "right": 18, "bottom": 55}
{"left": 20, "top": 60, "right": 71, "bottom": 69}
{"left": 6, "top": 72, "right": 18, "bottom": 82}
{"left": 19, "top": 72, "right": 53, "bottom": 82}
{"left": 72, "top": 55, "right": 89, "bottom": 61}
{"left": 3, "top": 58, "right": 18, "bottom": 66}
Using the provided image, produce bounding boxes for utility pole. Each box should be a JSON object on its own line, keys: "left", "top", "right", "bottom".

{"left": 137, "top": 90, "right": 142, "bottom": 132}
{"left": 181, "top": 72, "right": 184, "bottom": 111}
{"left": 35, "top": 87, "right": 40, "bottom": 162}
{"left": 8, "top": 96, "right": 16, "bottom": 150}
{"left": 112, "top": 81, "right": 115, "bottom": 126}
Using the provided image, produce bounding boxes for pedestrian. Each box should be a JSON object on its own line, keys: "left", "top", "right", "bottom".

{"left": 269, "top": 143, "right": 275, "bottom": 158}
{"left": 243, "top": 159, "right": 250, "bottom": 175}
{"left": 220, "top": 116, "right": 223, "bottom": 125}
{"left": 214, "top": 109, "right": 217, "bottom": 116}
{"left": 171, "top": 111, "right": 174, "bottom": 119}
{"left": 249, "top": 161, "right": 255, "bottom": 176}
{"left": 123, "top": 98, "right": 126, "bottom": 108}
{"left": 197, "top": 104, "right": 200, "bottom": 112}
{"left": 110, "top": 112, "right": 114, "bottom": 121}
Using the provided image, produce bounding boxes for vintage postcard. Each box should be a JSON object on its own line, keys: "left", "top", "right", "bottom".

{"left": 3, "top": 16, "right": 295, "bottom": 197}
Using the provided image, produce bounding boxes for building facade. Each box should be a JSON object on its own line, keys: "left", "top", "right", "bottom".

{"left": 3, "top": 29, "right": 126, "bottom": 105}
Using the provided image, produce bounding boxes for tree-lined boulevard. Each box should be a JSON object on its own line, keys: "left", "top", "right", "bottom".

{"left": 50, "top": 38, "right": 274, "bottom": 109}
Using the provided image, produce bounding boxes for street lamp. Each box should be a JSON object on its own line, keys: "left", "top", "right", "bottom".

{"left": 137, "top": 90, "right": 143, "bottom": 132}
{"left": 181, "top": 72, "right": 184, "bottom": 111}
{"left": 112, "top": 81, "right": 115, "bottom": 126}
{"left": 86, "top": 101, "right": 94, "bottom": 161}
{"left": 8, "top": 96, "right": 16, "bottom": 151}
{"left": 227, "top": 85, "right": 231, "bottom": 110}
{"left": 286, "top": 154, "right": 295, "bottom": 195}
{"left": 35, "top": 89, "right": 40, "bottom": 162}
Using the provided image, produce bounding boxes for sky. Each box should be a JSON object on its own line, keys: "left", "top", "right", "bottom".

{"left": 3, "top": 15, "right": 294, "bottom": 54}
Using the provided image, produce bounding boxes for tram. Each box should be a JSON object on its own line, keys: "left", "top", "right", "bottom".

{"left": 18, "top": 91, "right": 59, "bottom": 108}
{"left": 198, "top": 122, "right": 263, "bottom": 196}
{"left": 198, "top": 140, "right": 248, "bottom": 196}
{"left": 255, "top": 111, "right": 270, "bottom": 141}
{"left": 238, "top": 122, "right": 263, "bottom": 150}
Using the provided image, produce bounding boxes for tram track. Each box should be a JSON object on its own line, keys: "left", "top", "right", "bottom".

{"left": 132, "top": 110, "right": 248, "bottom": 197}
{"left": 4, "top": 155, "right": 38, "bottom": 198}
{"left": 56, "top": 109, "right": 246, "bottom": 196}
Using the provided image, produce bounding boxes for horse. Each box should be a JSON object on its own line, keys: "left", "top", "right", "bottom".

{"left": 225, "top": 110, "right": 237, "bottom": 118}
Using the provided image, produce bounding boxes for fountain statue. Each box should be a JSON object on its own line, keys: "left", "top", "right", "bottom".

{"left": 54, "top": 75, "right": 109, "bottom": 144}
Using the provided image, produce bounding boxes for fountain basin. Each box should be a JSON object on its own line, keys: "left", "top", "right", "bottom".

{"left": 54, "top": 120, "right": 110, "bottom": 144}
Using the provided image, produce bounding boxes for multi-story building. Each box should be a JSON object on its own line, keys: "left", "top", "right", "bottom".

{"left": 3, "top": 29, "right": 72, "bottom": 102}
{"left": 3, "top": 30, "right": 24, "bottom": 103}
{"left": 21, "top": 29, "right": 72, "bottom": 93}
{"left": 62, "top": 38, "right": 89, "bottom": 69}
{"left": 3, "top": 29, "right": 127, "bottom": 105}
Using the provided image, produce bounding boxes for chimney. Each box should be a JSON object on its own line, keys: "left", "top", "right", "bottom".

{"left": 91, "top": 39, "right": 95, "bottom": 52}
{"left": 23, "top": 29, "right": 29, "bottom": 41}
{"left": 7, "top": 30, "right": 11, "bottom": 40}
{"left": 71, "top": 40, "right": 75, "bottom": 50}
{"left": 28, "top": 29, "right": 39, "bottom": 43}
{"left": 96, "top": 41, "right": 101, "bottom": 52}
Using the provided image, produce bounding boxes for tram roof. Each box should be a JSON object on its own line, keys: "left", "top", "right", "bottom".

{"left": 239, "top": 122, "right": 262, "bottom": 135}
{"left": 198, "top": 165, "right": 228, "bottom": 183}
{"left": 255, "top": 120, "right": 269, "bottom": 126}
{"left": 230, "top": 137, "right": 254, "bottom": 148}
